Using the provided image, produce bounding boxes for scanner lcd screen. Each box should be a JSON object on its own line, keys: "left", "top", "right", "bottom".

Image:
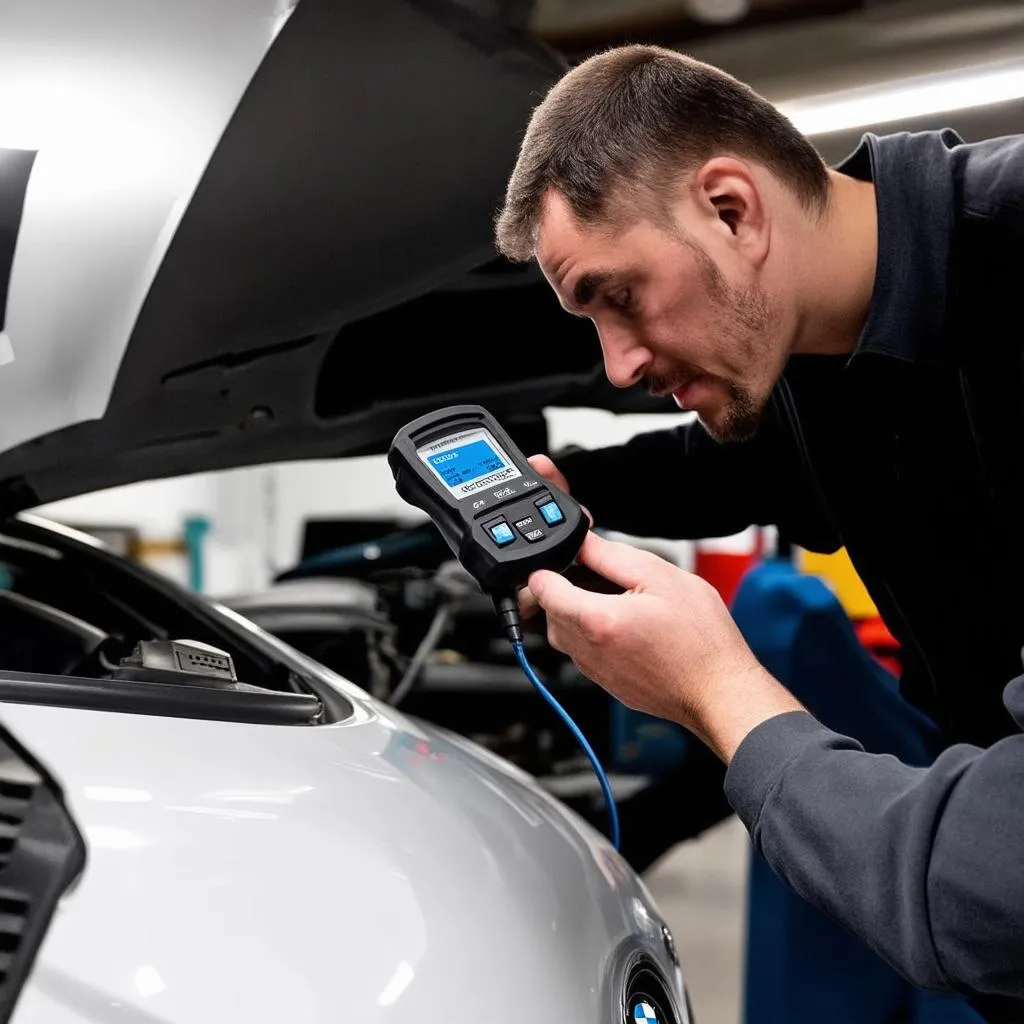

{"left": 417, "top": 427, "right": 522, "bottom": 499}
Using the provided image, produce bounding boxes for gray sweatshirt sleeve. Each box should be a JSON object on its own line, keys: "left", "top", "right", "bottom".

{"left": 724, "top": 676, "right": 1024, "bottom": 1003}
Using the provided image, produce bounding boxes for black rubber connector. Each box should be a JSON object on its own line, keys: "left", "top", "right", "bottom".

{"left": 494, "top": 594, "right": 523, "bottom": 645}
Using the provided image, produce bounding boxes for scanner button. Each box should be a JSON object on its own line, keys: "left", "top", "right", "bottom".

{"left": 514, "top": 515, "right": 536, "bottom": 534}
{"left": 488, "top": 522, "right": 515, "bottom": 547}
{"left": 514, "top": 516, "right": 545, "bottom": 542}
{"left": 537, "top": 500, "right": 564, "bottom": 525}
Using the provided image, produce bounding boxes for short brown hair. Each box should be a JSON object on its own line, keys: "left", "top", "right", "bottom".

{"left": 495, "top": 45, "right": 829, "bottom": 261}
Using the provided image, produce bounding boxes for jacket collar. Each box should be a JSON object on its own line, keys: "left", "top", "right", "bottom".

{"left": 838, "top": 128, "right": 962, "bottom": 366}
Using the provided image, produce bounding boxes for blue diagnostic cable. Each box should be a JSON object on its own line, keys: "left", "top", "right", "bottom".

{"left": 512, "top": 642, "right": 620, "bottom": 849}
{"left": 495, "top": 593, "right": 620, "bottom": 850}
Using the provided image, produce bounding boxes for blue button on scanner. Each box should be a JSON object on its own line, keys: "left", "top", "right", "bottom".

{"left": 489, "top": 522, "right": 516, "bottom": 546}
{"left": 538, "top": 500, "right": 564, "bottom": 525}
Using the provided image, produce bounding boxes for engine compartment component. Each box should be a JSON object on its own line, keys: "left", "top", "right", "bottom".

{"left": 113, "top": 639, "right": 238, "bottom": 687}
{"left": 230, "top": 577, "right": 397, "bottom": 699}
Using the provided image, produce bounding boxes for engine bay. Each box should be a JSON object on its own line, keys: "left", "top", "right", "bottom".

{"left": 0, "top": 519, "right": 330, "bottom": 725}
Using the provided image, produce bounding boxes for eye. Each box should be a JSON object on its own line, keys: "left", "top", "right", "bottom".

{"left": 606, "top": 288, "right": 634, "bottom": 313}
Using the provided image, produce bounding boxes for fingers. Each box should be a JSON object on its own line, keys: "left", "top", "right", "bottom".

{"left": 527, "top": 568, "right": 608, "bottom": 633}
{"left": 575, "top": 531, "right": 673, "bottom": 591}
{"left": 516, "top": 583, "right": 541, "bottom": 620}
{"left": 527, "top": 454, "right": 570, "bottom": 494}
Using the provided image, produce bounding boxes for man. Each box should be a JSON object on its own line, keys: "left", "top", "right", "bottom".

{"left": 493, "top": 44, "right": 1024, "bottom": 1019}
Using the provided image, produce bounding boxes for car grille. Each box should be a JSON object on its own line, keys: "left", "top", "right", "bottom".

{"left": 0, "top": 735, "right": 85, "bottom": 1022}
{"left": 0, "top": 776, "right": 35, "bottom": 870}
{"left": 0, "top": 891, "right": 29, "bottom": 985}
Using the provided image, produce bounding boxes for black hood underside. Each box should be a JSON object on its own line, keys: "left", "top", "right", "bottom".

{"left": 0, "top": 269, "right": 670, "bottom": 512}
{"left": 0, "top": 0, "right": 675, "bottom": 513}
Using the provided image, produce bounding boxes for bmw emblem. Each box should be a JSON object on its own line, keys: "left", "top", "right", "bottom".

{"left": 633, "top": 1000, "right": 659, "bottom": 1023}
{"left": 621, "top": 955, "right": 676, "bottom": 1024}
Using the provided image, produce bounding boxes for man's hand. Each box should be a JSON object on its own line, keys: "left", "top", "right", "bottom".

{"left": 524, "top": 532, "right": 805, "bottom": 763}
{"left": 517, "top": 454, "right": 592, "bottom": 620}
{"left": 526, "top": 453, "right": 570, "bottom": 495}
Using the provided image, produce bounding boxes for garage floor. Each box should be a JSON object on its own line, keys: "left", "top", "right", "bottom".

{"left": 644, "top": 816, "right": 749, "bottom": 1024}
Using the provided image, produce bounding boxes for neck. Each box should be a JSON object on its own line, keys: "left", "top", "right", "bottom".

{"left": 790, "top": 170, "right": 877, "bottom": 356}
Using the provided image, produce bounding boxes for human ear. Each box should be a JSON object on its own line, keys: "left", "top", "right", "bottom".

{"left": 691, "top": 157, "right": 768, "bottom": 266}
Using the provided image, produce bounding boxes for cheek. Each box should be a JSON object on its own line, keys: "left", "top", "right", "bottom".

{"left": 644, "top": 301, "right": 719, "bottom": 363}
{"left": 656, "top": 275, "right": 721, "bottom": 332}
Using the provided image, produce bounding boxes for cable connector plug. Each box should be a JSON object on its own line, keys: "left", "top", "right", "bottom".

{"left": 494, "top": 594, "right": 523, "bottom": 645}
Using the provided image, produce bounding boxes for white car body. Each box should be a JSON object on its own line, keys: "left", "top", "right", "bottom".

{"left": 0, "top": 510, "right": 688, "bottom": 1023}
{"left": 4, "top": 682, "right": 683, "bottom": 1022}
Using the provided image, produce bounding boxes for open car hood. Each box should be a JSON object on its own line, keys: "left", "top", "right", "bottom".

{"left": 8, "top": 1, "right": 1013, "bottom": 512}
{"left": 0, "top": 0, "right": 669, "bottom": 513}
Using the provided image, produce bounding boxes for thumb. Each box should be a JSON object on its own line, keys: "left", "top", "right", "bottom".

{"left": 527, "top": 454, "right": 570, "bottom": 494}
{"left": 577, "top": 531, "right": 673, "bottom": 591}
{"left": 528, "top": 568, "right": 604, "bottom": 630}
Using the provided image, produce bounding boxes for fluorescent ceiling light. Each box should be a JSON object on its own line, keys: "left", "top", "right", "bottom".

{"left": 777, "top": 59, "right": 1024, "bottom": 136}
{"left": 684, "top": 0, "right": 750, "bottom": 25}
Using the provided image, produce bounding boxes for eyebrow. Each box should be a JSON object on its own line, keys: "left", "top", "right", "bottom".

{"left": 570, "top": 271, "right": 615, "bottom": 313}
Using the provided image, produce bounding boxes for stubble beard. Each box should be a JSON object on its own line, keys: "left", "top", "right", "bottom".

{"left": 682, "top": 240, "right": 776, "bottom": 444}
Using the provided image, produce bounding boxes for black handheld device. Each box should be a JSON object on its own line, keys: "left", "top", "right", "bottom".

{"left": 388, "top": 404, "right": 622, "bottom": 849}
{"left": 387, "top": 404, "right": 588, "bottom": 598}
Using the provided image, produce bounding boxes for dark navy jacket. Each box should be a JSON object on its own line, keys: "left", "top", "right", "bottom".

{"left": 561, "top": 130, "right": 1024, "bottom": 1021}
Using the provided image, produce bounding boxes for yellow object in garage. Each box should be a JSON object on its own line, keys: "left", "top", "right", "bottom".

{"left": 798, "top": 547, "right": 878, "bottom": 619}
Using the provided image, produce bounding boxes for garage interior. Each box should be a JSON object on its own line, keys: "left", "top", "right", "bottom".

{"left": 2, "top": 1, "right": 1021, "bottom": 1022}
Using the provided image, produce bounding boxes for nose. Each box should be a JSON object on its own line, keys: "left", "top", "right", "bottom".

{"left": 597, "top": 325, "right": 651, "bottom": 389}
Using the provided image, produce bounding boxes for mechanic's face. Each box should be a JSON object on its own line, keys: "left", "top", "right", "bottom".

{"left": 535, "top": 188, "right": 786, "bottom": 442}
